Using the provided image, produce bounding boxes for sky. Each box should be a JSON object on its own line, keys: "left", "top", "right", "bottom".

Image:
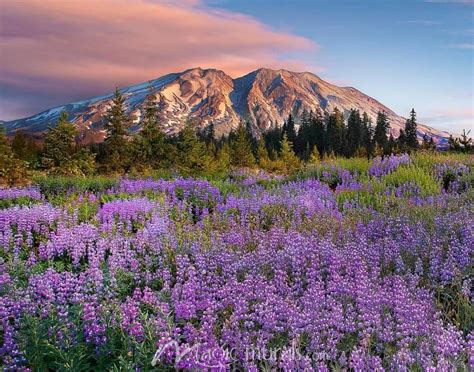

{"left": 0, "top": 0, "right": 472, "bottom": 133}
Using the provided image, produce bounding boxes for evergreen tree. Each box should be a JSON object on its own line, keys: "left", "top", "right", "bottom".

{"left": 309, "top": 145, "right": 321, "bottom": 164}
{"left": 346, "top": 109, "right": 362, "bottom": 156}
{"left": 0, "top": 126, "right": 29, "bottom": 186}
{"left": 312, "top": 109, "right": 327, "bottom": 156}
{"left": 41, "top": 112, "right": 95, "bottom": 175}
{"left": 421, "top": 134, "right": 430, "bottom": 150}
{"left": 388, "top": 134, "right": 396, "bottom": 154}
{"left": 245, "top": 121, "right": 259, "bottom": 155}
{"left": 282, "top": 114, "right": 297, "bottom": 146}
{"left": 398, "top": 129, "right": 407, "bottom": 152}
{"left": 277, "top": 133, "right": 300, "bottom": 173}
{"left": 256, "top": 138, "right": 271, "bottom": 169}
{"left": 215, "top": 142, "right": 231, "bottom": 173}
{"left": 373, "top": 111, "right": 390, "bottom": 151}
{"left": 201, "top": 122, "right": 215, "bottom": 145}
{"left": 361, "top": 112, "right": 374, "bottom": 157}
{"left": 11, "top": 130, "right": 39, "bottom": 165}
{"left": 134, "top": 86, "right": 167, "bottom": 168}
{"left": 230, "top": 123, "right": 255, "bottom": 167}
{"left": 448, "top": 135, "right": 461, "bottom": 151}
{"left": 421, "top": 134, "right": 436, "bottom": 151}
{"left": 264, "top": 124, "right": 282, "bottom": 158}
{"left": 404, "top": 108, "right": 419, "bottom": 150}
{"left": 459, "top": 129, "right": 472, "bottom": 153}
{"left": 177, "top": 122, "right": 212, "bottom": 176}
{"left": 429, "top": 137, "right": 436, "bottom": 151}
{"left": 42, "top": 111, "right": 77, "bottom": 170}
{"left": 103, "top": 88, "right": 130, "bottom": 172}
{"left": 294, "top": 110, "right": 311, "bottom": 156}
{"left": 326, "top": 108, "right": 346, "bottom": 155}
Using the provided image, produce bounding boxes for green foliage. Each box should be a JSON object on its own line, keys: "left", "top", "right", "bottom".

{"left": 20, "top": 310, "right": 92, "bottom": 371}
{"left": 41, "top": 111, "right": 95, "bottom": 176}
{"left": 256, "top": 138, "right": 271, "bottom": 169}
{"left": 326, "top": 108, "right": 346, "bottom": 155}
{"left": 308, "top": 145, "right": 321, "bottom": 164}
{"left": 230, "top": 123, "right": 255, "bottom": 167}
{"left": 437, "top": 283, "right": 474, "bottom": 336}
{"left": 378, "top": 165, "right": 440, "bottom": 196}
{"left": 404, "top": 108, "right": 419, "bottom": 151}
{"left": 133, "top": 85, "right": 168, "bottom": 169}
{"left": 275, "top": 134, "right": 301, "bottom": 174}
{"left": 102, "top": 88, "right": 131, "bottom": 173}
{"left": 214, "top": 143, "right": 231, "bottom": 177}
{"left": 361, "top": 112, "right": 374, "bottom": 156}
{"left": 282, "top": 114, "right": 297, "bottom": 147}
{"left": 346, "top": 109, "right": 362, "bottom": 156}
{"left": 11, "top": 130, "right": 40, "bottom": 165}
{"left": 34, "top": 175, "right": 118, "bottom": 196}
{"left": 373, "top": 111, "right": 389, "bottom": 150}
{"left": 177, "top": 123, "right": 214, "bottom": 176}
{"left": 0, "top": 126, "right": 30, "bottom": 186}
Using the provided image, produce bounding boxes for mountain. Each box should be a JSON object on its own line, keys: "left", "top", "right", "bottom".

{"left": 3, "top": 67, "right": 449, "bottom": 145}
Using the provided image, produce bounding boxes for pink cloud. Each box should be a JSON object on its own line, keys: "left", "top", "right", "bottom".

{"left": 0, "top": 0, "right": 318, "bottom": 107}
{"left": 419, "top": 106, "right": 474, "bottom": 134}
{"left": 430, "top": 107, "right": 474, "bottom": 117}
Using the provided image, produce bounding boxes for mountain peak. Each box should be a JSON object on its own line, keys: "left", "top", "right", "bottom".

{"left": 4, "top": 67, "right": 449, "bottom": 145}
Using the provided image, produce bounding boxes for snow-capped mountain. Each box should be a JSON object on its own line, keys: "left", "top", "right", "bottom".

{"left": 4, "top": 67, "right": 450, "bottom": 145}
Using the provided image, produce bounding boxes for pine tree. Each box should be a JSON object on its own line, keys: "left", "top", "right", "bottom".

{"left": 256, "top": 138, "right": 271, "bottom": 169}
{"left": 309, "top": 145, "right": 321, "bottom": 164}
{"left": 103, "top": 88, "right": 130, "bottom": 173}
{"left": 421, "top": 134, "right": 430, "bottom": 150}
{"left": 459, "top": 129, "right": 472, "bottom": 153}
{"left": 404, "top": 108, "right": 419, "bottom": 151}
{"left": 263, "top": 124, "right": 283, "bottom": 157}
{"left": 177, "top": 122, "right": 213, "bottom": 176}
{"left": 448, "top": 135, "right": 461, "bottom": 151}
{"left": 215, "top": 142, "right": 231, "bottom": 173}
{"left": 0, "top": 126, "right": 29, "bottom": 186}
{"left": 346, "top": 109, "right": 362, "bottom": 156}
{"left": 277, "top": 133, "right": 300, "bottom": 173}
{"left": 41, "top": 112, "right": 95, "bottom": 175}
{"left": 429, "top": 137, "right": 436, "bottom": 151}
{"left": 134, "top": 85, "right": 167, "bottom": 168}
{"left": 398, "top": 129, "right": 407, "bottom": 152}
{"left": 388, "top": 134, "right": 396, "bottom": 154}
{"left": 312, "top": 109, "right": 326, "bottom": 156}
{"left": 245, "top": 121, "right": 258, "bottom": 155}
{"left": 421, "top": 134, "right": 436, "bottom": 152}
{"left": 373, "top": 111, "right": 390, "bottom": 151}
{"left": 361, "top": 112, "right": 374, "bottom": 157}
{"left": 230, "top": 123, "right": 255, "bottom": 167}
{"left": 282, "top": 114, "right": 297, "bottom": 146}
{"left": 294, "top": 110, "right": 311, "bottom": 156}
{"left": 11, "top": 130, "right": 39, "bottom": 165}
{"left": 326, "top": 108, "right": 346, "bottom": 155}
{"left": 202, "top": 122, "right": 215, "bottom": 145}
{"left": 42, "top": 111, "right": 77, "bottom": 169}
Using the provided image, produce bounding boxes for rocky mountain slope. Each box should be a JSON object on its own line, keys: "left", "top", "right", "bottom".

{"left": 4, "top": 67, "right": 450, "bottom": 145}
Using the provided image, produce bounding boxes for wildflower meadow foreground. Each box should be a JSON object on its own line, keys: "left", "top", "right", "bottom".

{"left": 0, "top": 153, "right": 473, "bottom": 371}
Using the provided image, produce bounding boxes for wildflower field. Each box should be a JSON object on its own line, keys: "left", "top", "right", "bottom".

{"left": 0, "top": 153, "right": 473, "bottom": 371}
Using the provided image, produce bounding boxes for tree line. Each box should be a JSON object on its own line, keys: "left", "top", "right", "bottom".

{"left": 1, "top": 87, "right": 472, "bottom": 184}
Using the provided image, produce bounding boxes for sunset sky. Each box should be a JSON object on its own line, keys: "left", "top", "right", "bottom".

{"left": 0, "top": 0, "right": 472, "bottom": 133}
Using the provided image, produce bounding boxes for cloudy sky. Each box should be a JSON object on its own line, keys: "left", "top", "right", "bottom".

{"left": 0, "top": 0, "right": 472, "bottom": 133}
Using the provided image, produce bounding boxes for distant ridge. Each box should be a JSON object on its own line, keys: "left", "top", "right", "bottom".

{"left": 4, "top": 67, "right": 450, "bottom": 145}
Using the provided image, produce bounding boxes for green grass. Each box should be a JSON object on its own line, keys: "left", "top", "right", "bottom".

{"left": 33, "top": 175, "right": 119, "bottom": 196}
{"left": 376, "top": 165, "right": 440, "bottom": 197}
